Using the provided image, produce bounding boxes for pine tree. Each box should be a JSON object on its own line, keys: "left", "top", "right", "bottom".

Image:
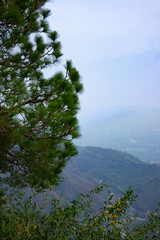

{"left": 0, "top": 0, "right": 83, "bottom": 188}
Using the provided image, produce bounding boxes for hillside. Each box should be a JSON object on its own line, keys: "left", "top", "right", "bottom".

{"left": 58, "top": 146, "right": 160, "bottom": 217}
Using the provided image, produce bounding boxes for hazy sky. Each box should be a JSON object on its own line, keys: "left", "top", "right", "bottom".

{"left": 46, "top": 0, "right": 160, "bottom": 119}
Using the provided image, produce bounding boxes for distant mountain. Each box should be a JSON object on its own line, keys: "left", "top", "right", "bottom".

{"left": 58, "top": 146, "right": 160, "bottom": 217}
{"left": 76, "top": 108, "right": 160, "bottom": 163}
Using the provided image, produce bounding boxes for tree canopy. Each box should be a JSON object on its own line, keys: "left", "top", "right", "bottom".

{"left": 0, "top": 0, "right": 83, "bottom": 189}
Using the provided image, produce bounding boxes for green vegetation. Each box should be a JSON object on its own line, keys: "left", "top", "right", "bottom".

{"left": 0, "top": 0, "right": 160, "bottom": 239}
{"left": 0, "top": 0, "right": 83, "bottom": 189}
{"left": 1, "top": 184, "right": 160, "bottom": 239}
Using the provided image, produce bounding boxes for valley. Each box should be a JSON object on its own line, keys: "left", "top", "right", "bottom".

{"left": 76, "top": 108, "right": 160, "bottom": 163}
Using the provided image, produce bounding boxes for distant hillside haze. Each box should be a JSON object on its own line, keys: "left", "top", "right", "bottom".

{"left": 76, "top": 108, "right": 160, "bottom": 163}
{"left": 58, "top": 146, "right": 160, "bottom": 217}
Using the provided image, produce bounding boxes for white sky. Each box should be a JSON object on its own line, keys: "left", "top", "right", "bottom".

{"left": 46, "top": 0, "right": 160, "bottom": 119}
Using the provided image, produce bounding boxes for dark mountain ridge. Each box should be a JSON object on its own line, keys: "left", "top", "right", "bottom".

{"left": 58, "top": 146, "right": 160, "bottom": 217}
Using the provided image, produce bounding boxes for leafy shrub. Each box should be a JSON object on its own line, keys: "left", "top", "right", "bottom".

{"left": 0, "top": 184, "right": 159, "bottom": 239}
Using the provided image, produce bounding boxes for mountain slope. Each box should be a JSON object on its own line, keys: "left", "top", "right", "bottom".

{"left": 58, "top": 146, "right": 160, "bottom": 216}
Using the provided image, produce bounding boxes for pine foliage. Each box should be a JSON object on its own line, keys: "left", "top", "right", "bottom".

{"left": 0, "top": 0, "right": 83, "bottom": 188}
